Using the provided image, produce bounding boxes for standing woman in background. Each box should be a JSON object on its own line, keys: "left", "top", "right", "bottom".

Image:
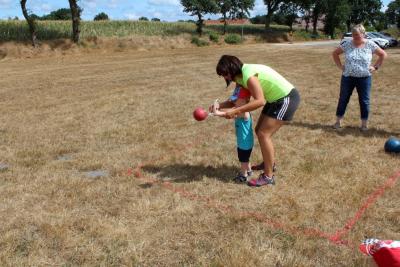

{"left": 332, "top": 24, "right": 387, "bottom": 131}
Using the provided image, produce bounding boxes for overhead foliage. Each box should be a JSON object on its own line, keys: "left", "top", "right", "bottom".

{"left": 181, "top": 0, "right": 219, "bottom": 35}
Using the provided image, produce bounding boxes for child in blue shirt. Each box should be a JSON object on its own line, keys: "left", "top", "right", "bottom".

{"left": 213, "top": 84, "right": 254, "bottom": 183}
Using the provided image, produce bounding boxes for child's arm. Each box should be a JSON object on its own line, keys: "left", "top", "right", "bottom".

{"left": 209, "top": 100, "right": 234, "bottom": 113}
{"left": 211, "top": 99, "right": 231, "bottom": 117}
{"left": 213, "top": 107, "right": 236, "bottom": 117}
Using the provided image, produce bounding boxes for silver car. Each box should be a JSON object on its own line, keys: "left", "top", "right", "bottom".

{"left": 341, "top": 32, "right": 389, "bottom": 49}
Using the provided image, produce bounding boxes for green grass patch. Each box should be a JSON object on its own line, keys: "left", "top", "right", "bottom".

{"left": 191, "top": 36, "right": 209, "bottom": 47}
{"left": 224, "top": 33, "right": 242, "bottom": 44}
{"left": 208, "top": 31, "right": 219, "bottom": 43}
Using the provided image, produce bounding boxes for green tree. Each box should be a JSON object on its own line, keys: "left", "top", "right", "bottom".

{"left": 263, "top": 0, "right": 285, "bottom": 29}
{"left": 181, "top": 0, "right": 219, "bottom": 35}
{"left": 217, "top": 0, "right": 233, "bottom": 34}
{"left": 68, "top": 0, "right": 82, "bottom": 43}
{"left": 20, "top": 0, "right": 37, "bottom": 46}
{"left": 310, "top": 0, "right": 327, "bottom": 35}
{"left": 372, "top": 11, "right": 388, "bottom": 31}
{"left": 139, "top": 16, "right": 149, "bottom": 21}
{"left": 41, "top": 8, "right": 72, "bottom": 20}
{"left": 230, "top": 0, "right": 255, "bottom": 19}
{"left": 277, "top": 1, "right": 300, "bottom": 31}
{"left": 250, "top": 14, "right": 266, "bottom": 24}
{"left": 386, "top": 0, "right": 400, "bottom": 28}
{"left": 94, "top": 12, "right": 109, "bottom": 21}
{"left": 324, "top": 0, "right": 350, "bottom": 39}
{"left": 298, "top": 0, "right": 312, "bottom": 32}
{"left": 345, "top": 0, "right": 382, "bottom": 31}
{"left": 151, "top": 18, "right": 161, "bottom": 21}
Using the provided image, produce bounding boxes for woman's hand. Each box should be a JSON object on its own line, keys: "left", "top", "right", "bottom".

{"left": 224, "top": 109, "right": 238, "bottom": 119}
{"left": 369, "top": 65, "right": 377, "bottom": 73}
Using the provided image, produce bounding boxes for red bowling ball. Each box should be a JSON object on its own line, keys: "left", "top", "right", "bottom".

{"left": 193, "top": 107, "right": 208, "bottom": 121}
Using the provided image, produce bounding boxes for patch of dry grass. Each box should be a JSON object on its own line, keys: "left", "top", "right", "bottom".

{"left": 0, "top": 44, "right": 399, "bottom": 266}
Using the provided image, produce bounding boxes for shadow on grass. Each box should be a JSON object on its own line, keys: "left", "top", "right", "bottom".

{"left": 291, "top": 121, "right": 399, "bottom": 138}
{"left": 142, "top": 164, "right": 238, "bottom": 183}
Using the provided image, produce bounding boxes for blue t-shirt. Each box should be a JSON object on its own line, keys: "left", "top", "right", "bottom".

{"left": 235, "top": 116, "right": 253, "bottom": 150}
{"left": 340, "top": 39, "right": 379, "bottom": 77}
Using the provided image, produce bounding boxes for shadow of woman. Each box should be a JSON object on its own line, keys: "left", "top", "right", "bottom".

{"left": 142, "top": 164, "right": 239, "bottom": 184}
{"left": 290, "top": 121, "right": 399, "bottom": 138}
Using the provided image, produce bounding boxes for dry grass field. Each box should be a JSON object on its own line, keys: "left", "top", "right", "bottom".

{"left": 0, "top": 43, "right": 399, "bottom": 266}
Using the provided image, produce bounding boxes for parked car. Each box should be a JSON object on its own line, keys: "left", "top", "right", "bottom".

{"left": 379, "top": 32, "right": 392, "bottom": 37}
{"left": 341, "top": 32, "right": 390, "bottom": 49}
{"left": 369, "top": 32, "right": 398, "bottom": 47}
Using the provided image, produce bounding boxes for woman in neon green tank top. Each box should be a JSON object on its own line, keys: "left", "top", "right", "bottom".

{"left": 214, "top": 55, "right": 300, "bottom": 187}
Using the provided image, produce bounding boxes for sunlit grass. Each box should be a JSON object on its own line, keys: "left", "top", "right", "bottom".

{"left": 0, "top": 20, "right": 311, "bottom": 42}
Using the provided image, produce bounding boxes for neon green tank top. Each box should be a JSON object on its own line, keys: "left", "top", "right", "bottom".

{"left": 235, "top": 64, "right": 294, "bottom": 103}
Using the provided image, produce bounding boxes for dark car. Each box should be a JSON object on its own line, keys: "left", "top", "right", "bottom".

{"left": 379, "top": 32, "right": 392, "bottom": 37}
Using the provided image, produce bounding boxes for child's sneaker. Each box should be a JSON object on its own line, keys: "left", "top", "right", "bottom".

{"left": 233, "top": 173, "right": 248, "bottom": 183}
{"left": 251, "top": 162, "right": 277, "bottom": 172}
{"left": 247, "top": 173, "right": 275, "bottom": 187}
{"left": 332, "top": 122, "right": 342, "bottom": 130}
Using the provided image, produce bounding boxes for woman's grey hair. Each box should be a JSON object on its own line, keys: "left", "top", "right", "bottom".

{"left": 352, "top": 24, "right": 366, "bottom": 34}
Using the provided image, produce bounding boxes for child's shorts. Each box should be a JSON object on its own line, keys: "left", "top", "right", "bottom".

{"left": 235, "top": 116, "right": 253, "bottom": 152}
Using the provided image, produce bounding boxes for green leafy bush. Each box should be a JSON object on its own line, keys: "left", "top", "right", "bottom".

{"left": 209, "top": 31, "right": 219, "bottom": 42}
{"left": 191, "top": 36, "right": 209, "bottom": 47}
{"left": 224, "top": 33, "right": 242, "bottom": 44}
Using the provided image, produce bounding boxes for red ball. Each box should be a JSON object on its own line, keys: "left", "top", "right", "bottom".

{"left": 193, "top": 107, "right": 208, "bottom": 121}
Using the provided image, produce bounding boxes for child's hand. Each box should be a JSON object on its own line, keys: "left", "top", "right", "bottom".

{"left": 209, "top": 99, "right": 220, "bottom": 114}
{"left": 212, "top": 100, "right": 220, "bottom": 113}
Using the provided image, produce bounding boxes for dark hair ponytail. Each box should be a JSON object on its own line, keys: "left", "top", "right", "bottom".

{"left": 216, "top": 55, "right": 243, "bottom": 79}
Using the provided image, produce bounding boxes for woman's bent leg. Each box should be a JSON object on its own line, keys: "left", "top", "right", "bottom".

{"left": 256, "top": 117, "right": 284, "bottom": 177}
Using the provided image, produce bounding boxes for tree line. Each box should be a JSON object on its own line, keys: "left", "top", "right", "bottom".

{"left": 181, "top": 0, "right": 400, "bottom": 38}
{"left": 20, "top": 0, "right": 81, "bottom": 46}
{"left": 18, "top": 0, "right": 400, "bottom": 47}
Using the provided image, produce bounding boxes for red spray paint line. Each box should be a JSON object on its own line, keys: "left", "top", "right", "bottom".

{"left": 128, "top": 165, "right": 351, "bottom": 247}
{"left": 125, "top": 123, "right": 398, "bottom": 248}
{"left": 330, "top": 171, "right": 400, "bottom": 243}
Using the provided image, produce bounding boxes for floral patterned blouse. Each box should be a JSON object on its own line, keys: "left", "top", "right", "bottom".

{"left": 340, "top": 39, "right": 379, "bottom": 77}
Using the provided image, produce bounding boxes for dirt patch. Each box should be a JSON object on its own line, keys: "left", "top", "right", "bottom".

{"left": 0, "top": 48, "right": 6, "bottom": 60}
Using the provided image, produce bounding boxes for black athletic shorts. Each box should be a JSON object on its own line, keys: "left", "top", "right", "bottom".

{"left": 262, "top": 88, "right": 300, "bottom": 121}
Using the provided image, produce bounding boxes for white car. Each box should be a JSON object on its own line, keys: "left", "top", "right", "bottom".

{"left": 341, "top": 32, "right": 389, "bottom": 49}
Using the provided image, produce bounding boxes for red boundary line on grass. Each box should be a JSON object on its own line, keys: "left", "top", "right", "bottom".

{"left": 128, "top": 163, "right": 399, "bottom": 248}
{"left": 330, "top": 171, "right": 400, "bottom": 243}
{"left": 127, "top": 124, "right": 398, "bottom": 248}
{"left": 128, "top": 164, "right": 348, "bottom": 247}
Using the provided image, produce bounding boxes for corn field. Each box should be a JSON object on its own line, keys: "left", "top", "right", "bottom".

{"left": 0, "top": 20, "right": 198, "bottom": 41}
{"left": 0, "top": 20, "right": 297, "bottom": 42}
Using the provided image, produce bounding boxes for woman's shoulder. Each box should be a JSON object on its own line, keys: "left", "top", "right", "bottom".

{"left": 340, "top": 39, "right": 352, "bottom": 50}
{"left": 365, "top": 39, "right": 379, "bottom": 49}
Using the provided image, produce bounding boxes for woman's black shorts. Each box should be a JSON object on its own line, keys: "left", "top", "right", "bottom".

{"left": 261, "top": 88, "right": 300, "bottom": 121}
